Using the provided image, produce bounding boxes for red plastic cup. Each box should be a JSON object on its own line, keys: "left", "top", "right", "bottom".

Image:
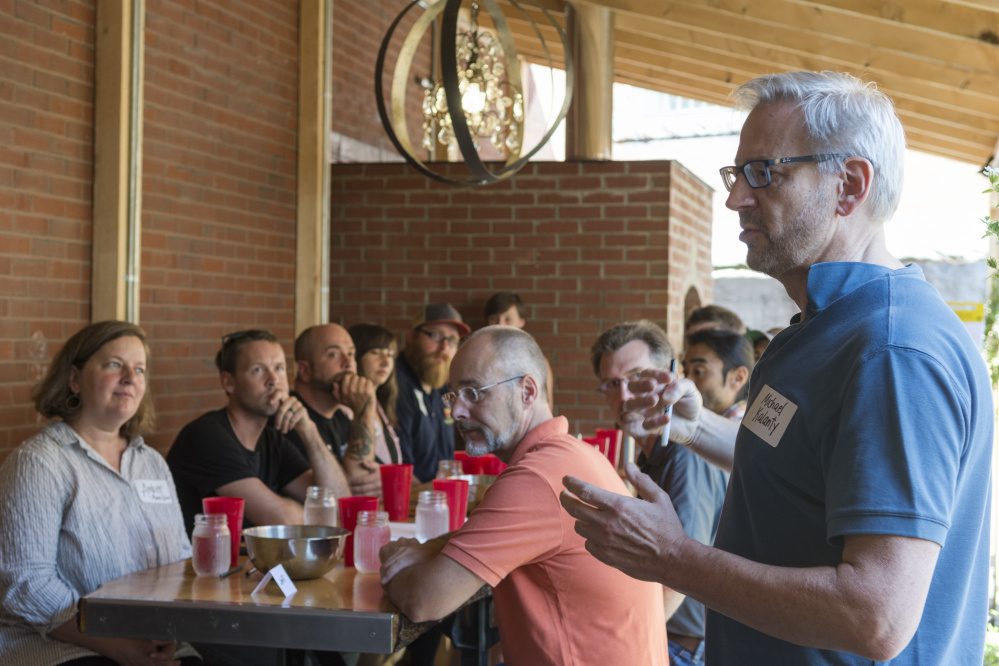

{"left": 338, "top": 496, "right": 378, "bottom": 568}
{"left": 454, "top": 450, "right": 470, "bottom": 472}
{"left": 596, "top": 428, "right": 623, "bottom": 468}
{"left": 379, "top": 464, "right": 413, "bottom": 522}
{"left": 202, "top": 496, "right": 245, "bottom": 568}
{"left": 433, "top": 479, "right": 469, "bottom": 532}
{"left": 480, "top": 454, "right": 506, "bottom": 475}
{"left": 582, "top": 436, "right": 610, "bottom": 458}
{"left": 463, "top": 456, "right": 486, "bottom": 475}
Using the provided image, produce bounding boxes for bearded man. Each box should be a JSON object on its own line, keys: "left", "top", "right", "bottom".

{"left": 395, "top": 303, "right": 470, "bottom": 482}
{"left": 381, "top": 326, "right": 668, "bottom": 666}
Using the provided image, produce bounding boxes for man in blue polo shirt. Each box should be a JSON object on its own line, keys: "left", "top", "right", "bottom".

{"left": 562, "top": 71, "right": 993, "bottom": 665}
{"left": 396, "top": 303, "right": 470, "bottom": 483}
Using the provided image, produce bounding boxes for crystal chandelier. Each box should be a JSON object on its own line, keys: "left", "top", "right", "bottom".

{"left": 422, "top": 1, "right": 525, "bottom": 154}
{"left": 376, "top": 0, "right": 573, "bottom": 187}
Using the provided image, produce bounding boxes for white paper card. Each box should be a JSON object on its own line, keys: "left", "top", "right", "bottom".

{"left": 135, "top": 480, "right": 173, "bottom": 504}
{"left": 743, "top": 384, "right": 798, "bottom": 448}
{"left": 251, "top": 564, "right": 297, "bottom": 597}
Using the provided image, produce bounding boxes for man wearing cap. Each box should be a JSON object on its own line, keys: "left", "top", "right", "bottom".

{"left": 396, "top": 303, "right": 470, "bottom": 483}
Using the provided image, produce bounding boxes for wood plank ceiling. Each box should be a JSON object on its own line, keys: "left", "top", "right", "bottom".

{"left": 499, "top": 0, "right": 999, "bottom": 166}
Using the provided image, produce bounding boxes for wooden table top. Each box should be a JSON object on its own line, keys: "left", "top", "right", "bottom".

{"left": 80, "top": 557, "right": 405, "bottom": 653}
{"left": 84, "top": 556, "right": 397, "bottom": 612}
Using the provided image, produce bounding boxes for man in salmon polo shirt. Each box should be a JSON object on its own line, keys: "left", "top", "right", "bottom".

{"left": 380, "top": 326, "right": 667, "bottom": 666}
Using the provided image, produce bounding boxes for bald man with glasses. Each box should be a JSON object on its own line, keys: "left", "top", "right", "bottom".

{"left": 381, "top": 326, "right": 668, "bottom": 666}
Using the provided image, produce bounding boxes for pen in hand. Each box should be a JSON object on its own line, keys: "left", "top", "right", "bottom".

{"left": 661, "top": 359, "right": 677, "bottom": 444}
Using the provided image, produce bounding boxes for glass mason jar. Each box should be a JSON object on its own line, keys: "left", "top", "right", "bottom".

{"left": 354, "top": 510, "right": 391, "bottom": 574}
{"left": 304, "top": 486, "right": 339, "bottom": 527}
{"left": 415, "top": 490, "right": 450, "bottom": 543}
{"left": 191, "top": 513, "right": 230, "bottom": 576}
{"left": 436, "top": 459, "right": 462, "bottom": 479}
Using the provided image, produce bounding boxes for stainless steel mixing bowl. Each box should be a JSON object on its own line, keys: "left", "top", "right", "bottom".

{"left": 243, "top": 525, "right": 349, "bottom": 580}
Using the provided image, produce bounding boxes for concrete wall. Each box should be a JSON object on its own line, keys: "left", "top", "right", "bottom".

{"left": 713, "top": 259, "right": 988, "bottom": 334}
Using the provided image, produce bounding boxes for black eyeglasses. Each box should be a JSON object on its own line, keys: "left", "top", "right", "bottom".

{"left": 417, "top": 327, "right": 460, "bottom": 348}
{"left": 443, "top": 376, "right": 525, "bottom": 408}
{"left": 719, "top": 154, "right": 849, "bottom": 192}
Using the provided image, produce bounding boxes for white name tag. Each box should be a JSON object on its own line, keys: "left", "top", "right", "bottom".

{"left": 252, "top": 563, "right": 297, "bottom": 598}
{"left": 744, "top": 384, "right": 798, "bottom": 448}
{"left": 135, "top": 480, "right": 173, "bottom": 504}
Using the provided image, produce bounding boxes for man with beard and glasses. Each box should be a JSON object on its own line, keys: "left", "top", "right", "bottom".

{"left": 562, "top": 71, "right": 993, "bottom": 665}
{"left": 288, "top": 323, "right": 382, "bottom": 497}
{"left": 380, "top": 327, "right": 668, "bottom": 666}
{"left": 395, "top": 303, "right": 470, "bottom": 483}
{"left": 169, "top": 330, "right": 351, "bottom": 536}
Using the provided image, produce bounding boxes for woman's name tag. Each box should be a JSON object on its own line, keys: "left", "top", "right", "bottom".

{"left": 135, "top": 479, "right": 173, "bottom": 504}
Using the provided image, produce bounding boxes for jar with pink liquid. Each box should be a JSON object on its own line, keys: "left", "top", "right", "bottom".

{"left": 191, "top": 513, "right": 230, "bottom": 576}
{"left": 353, "top": 510, "right": 391, "bottom": 574}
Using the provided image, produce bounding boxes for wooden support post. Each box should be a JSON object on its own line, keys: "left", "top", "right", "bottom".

{"left": 296, "top": 0, "right": 332, "bottom": 336}
{"left": 565, "top": 3, "right": 614, "bottom": 161}
{"left": 92, "top": 0, "right": 143, "bottom": 323}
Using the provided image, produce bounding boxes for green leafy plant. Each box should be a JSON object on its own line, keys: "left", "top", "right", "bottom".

{"left": 980, "top": 166, "right": 999, "bottom": 385}
{"left": 986, "top": 622, "right": 999, "bottom": 666}
{"left": 981, "top": 165, "right": 999, "bottom": 274}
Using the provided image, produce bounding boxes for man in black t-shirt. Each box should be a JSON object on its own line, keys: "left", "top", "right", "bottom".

{"left": 168, "top": 329, "right": 351, "bottom": 534}
{"left": 290, "top": 323, "right": 381, "bottom": 496}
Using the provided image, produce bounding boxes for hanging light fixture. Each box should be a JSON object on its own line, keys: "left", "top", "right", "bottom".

{"left": 422, "top": 1, "right": 524, "bottom": 154}
{"left": 376, "top": 0, "right": 573, "bottom": 187}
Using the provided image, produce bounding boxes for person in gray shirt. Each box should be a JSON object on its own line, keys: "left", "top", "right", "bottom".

{"left": 0, "top": 321, "right": 200, "bottom": 666}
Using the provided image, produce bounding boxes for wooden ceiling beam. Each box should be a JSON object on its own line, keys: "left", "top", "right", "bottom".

{"left": 614, "top": 12, "right": 999, "bottom": 102}
{"left": 781, "top": 0, "right": 999, "bottom": 44}
{"left": 576, "top": 0, "right": 999, "bottom": 75}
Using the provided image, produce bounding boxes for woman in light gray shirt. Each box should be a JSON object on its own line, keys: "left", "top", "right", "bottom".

{"left": 0, "top": 321, "right": 200, "bottom": 666}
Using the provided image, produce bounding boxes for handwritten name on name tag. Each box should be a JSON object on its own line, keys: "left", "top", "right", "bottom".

{"left": 135, "top": 480, "right": 173, "bottom": 504}
{"left": 744, "top": 384, "right": 798, "bottom": 448}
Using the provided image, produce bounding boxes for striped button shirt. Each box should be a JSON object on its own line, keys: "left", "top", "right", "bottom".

{"left": 0, "top": 421, "right": 197, "bottom": 665}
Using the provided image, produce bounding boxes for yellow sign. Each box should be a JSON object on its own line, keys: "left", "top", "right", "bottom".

{"left": 948, "top": 302, "right": 984, "bottom": 323}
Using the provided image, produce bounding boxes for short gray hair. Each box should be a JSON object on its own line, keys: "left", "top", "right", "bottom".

{"left": 732, "top": 71, "right": 905, "bottom": 224}
{"left": 464, "top": 326, "right": 548, "bottom": 397}
{"left": 591, "top": 321, "right": 674, "bottom": 377}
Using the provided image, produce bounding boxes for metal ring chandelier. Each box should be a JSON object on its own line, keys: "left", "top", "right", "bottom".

{"left": 376, "top": 0, "right": 574, "bottom": 187}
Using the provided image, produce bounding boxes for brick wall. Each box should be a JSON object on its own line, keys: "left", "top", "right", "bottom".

{"left": 330, "top": 160, "right": 713, "bottom": 437}
{"left": 333, "top": 0, "right": 431, "bottom": 162}
{"left": 140, "top": 0, "right": 300, "bottom": 450}
{"left": 0, "top": 0, "right": 96, "bottom": 452}
{"left": 0, "top": 0, "right": 714, "bottom": 459}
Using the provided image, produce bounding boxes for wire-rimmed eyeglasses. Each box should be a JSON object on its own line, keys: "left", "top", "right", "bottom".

{"left": 443, "top": 375, "right": 526, "bottom": 409}
{"left": 718, "top": 154, "right": 850, "bottom": 192}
